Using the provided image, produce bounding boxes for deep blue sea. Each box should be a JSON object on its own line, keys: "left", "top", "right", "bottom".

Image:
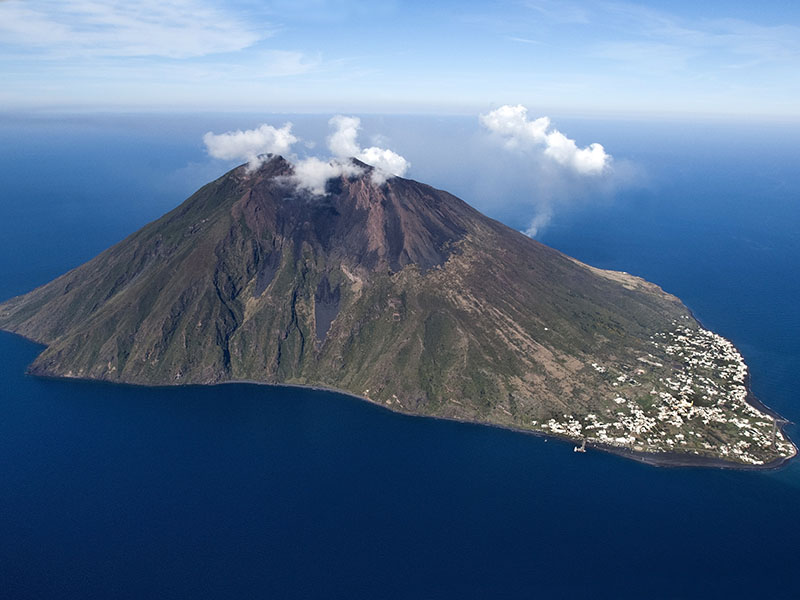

{"left": 1, "top": 113, "right": 799, "bottom": 599}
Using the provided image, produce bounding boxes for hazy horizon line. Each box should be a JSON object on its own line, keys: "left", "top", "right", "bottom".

{"left": 3, "top": 107, "right": 800, "bottom": 126}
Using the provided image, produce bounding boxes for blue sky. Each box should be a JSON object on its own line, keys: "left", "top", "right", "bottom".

{"left": 1, "top": 0, "right": 799, "bottom": 118}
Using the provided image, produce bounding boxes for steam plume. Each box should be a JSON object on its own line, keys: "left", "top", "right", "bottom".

{"left": 480, "top": 105, "right": 610, "bottom": 175}
{"left": 327, "top": 115, "right": 410, "bottom": 184}
{"left": 203, "top": 123, "right": 297, "bottom": 170}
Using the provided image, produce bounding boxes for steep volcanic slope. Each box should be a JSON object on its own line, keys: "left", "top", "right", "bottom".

{"left": 0, "top": 156, "right": 794, "bottom": 466}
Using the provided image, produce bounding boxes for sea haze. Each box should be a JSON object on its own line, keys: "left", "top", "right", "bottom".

{"left": 1, "top": 114, "right": 799, "bottom": 598}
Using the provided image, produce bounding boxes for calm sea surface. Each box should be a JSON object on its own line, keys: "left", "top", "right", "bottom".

{"left": 1, "top": 114, "right": 799, "bottom": 598}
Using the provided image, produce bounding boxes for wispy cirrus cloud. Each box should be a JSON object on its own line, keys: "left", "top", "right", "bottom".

{"left": 521, "top": 0, "right": 590, "bottom": 25}
{"left": 580, "top": 2, "right": 800, "bottom": 71}
{"left": 498, "top": 1, "right": 800, "bottom": 80}
{"left": 506, "top": 36, "right": 542, "bottom": 45}
{"left": 0, "top": 0, "right": 265, "bottom": 59}
{"left": 0, "top": 0, "right": 323, "bottom": 110}
{"left": 1, "top": 0, "right": 797, "bottom": 117}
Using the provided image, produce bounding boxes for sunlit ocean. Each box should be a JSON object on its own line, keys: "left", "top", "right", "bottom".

{"left": 1, "top": 113, "right": 798, "bottom": 598}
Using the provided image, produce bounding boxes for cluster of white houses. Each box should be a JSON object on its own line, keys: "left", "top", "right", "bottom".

{"left": 533, "top": 320, "right": 795, "bottom": 465}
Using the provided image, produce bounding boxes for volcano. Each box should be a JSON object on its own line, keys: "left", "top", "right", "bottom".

{"left": 1, "top": 156, "right": 794, "bottom": 467}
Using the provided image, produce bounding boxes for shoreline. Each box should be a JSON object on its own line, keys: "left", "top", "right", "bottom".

{"left": 2, "top": 328, "right": 795, "bottom": 471}
{"left": 679, "top": 305, "right": 798, "bottom": 466}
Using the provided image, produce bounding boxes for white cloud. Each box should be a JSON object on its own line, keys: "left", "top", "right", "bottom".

{"left": 480, "top": 104, "right": 611, "bottom": 175}
{"left": 288, "top": 116, "right": 409, "bottom": 194}
{"left": 253, "top": 50, "right": 320, "bottom": 77}
{"left": 507, "top": 36, "right": 543, "bottom": 45}
{"left": 479, "top": 105, "right": 550, "bottom": 146}
{"left": 291, "top": 157, "right": 363, "bottom": 196}
{"left": 202, "top": 115, "right": 409, "bottom": 196}
{"left": 356, "top": 147, "right": 409, "bottom": 185}
{"left": 203, "top": 123, "right": 298, "bottom": 170}
{"left": 327, "top": 115, "right": 362, "bottom": 157}
{"left": 523, "top": 0, "right": 590, "bottom": 24}
{"left": 475, "top": 105, "right": 632, "bottom": 239}
{"left": 327, "top": 115, "right": 410, "bottom": 183}
{"left": 544, "top": 131, "right": 609, "bottom": 175}
{"left": 0, "top": 0, "right": 263, "bottom": 59}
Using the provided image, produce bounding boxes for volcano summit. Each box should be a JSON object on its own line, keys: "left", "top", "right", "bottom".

{"left": 1, "top": 156, "right": 794, "bottom": 467}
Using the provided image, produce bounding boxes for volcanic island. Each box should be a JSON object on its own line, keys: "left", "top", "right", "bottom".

{"left": 1, "top": 156, "right": 795, "bottom": 468}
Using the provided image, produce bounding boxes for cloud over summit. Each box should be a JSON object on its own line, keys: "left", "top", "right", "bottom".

{"left": 327, "top": 115, "right": 410, "bottom": 184}
{"left": 203, "top": 123, "right": 297, "bottom": 170}
{"left": 291, "top": 157, "right": 364, "bottom": 196}
{"left": 202, "top": 115, "right": 410, "bottom": 194}
{"left": 292, "top": 116, "right": 409, "bottom": 190}
{"left": 480, "top": 105, "right": 611, "bottom": 175}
